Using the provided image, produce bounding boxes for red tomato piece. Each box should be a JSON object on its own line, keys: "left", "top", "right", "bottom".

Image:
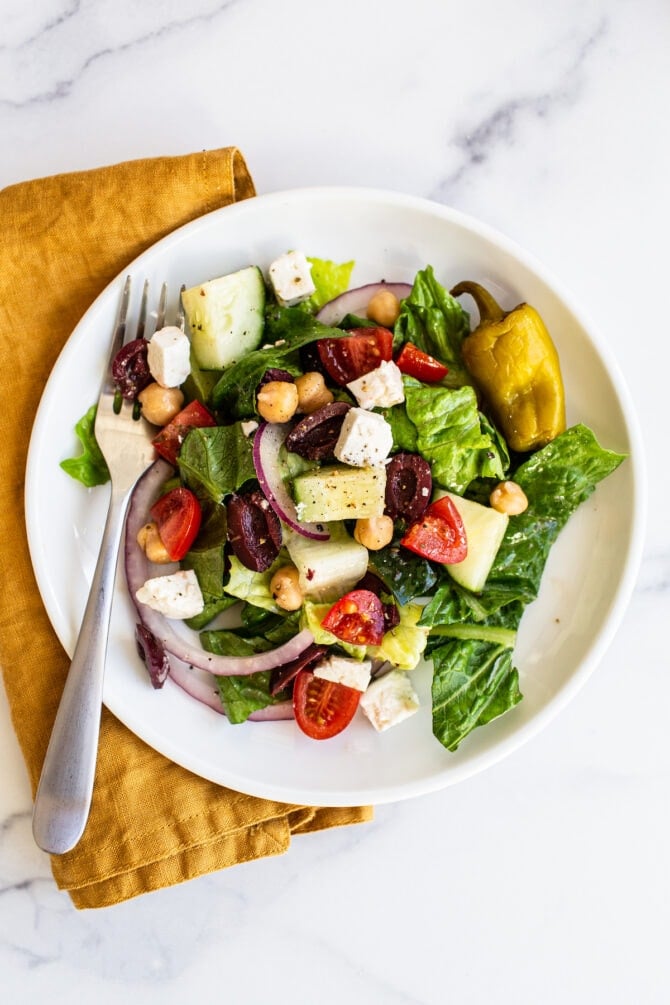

{"left": 400, "top": 495, "right": 467, "bottom": 564}
{"left": 152, "top": 400, "right": 216, "bottom": 466}
{"left": 395, "top": 342, "right": 448, "bottom": 382}
{"left": 317, "top": 327, "right": 393, "bottom": 385}
{"left": 293, "top": 670, "right": 361, "bottom": 740}
{"left": 150, "top": 487, "right": 202, "bottom": 561}
{"left": 320, "top": 589, "right": 385, "bottom": 646}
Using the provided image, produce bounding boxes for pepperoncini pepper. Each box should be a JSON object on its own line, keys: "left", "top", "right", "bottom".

{"left": 451, "top": 280, "right": 566, "bottom": 453}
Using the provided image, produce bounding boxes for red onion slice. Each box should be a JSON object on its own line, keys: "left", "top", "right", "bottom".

{"left": 165, "top": 654, "right": 294, "bottom": 721}
{"left": 125, "top": 460, "right": 314, "bottom": 676}
{"left": 252, "top": 421, "right": 329, "bottom": 540}
{"left": 316, "top": 281, "right": 412, "bottom": 327}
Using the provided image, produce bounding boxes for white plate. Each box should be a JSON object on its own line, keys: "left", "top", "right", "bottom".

{"left": 25, "top": 188, "right": 645, "bottom": 806}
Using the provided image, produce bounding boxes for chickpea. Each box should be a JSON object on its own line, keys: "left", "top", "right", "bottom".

{"left": 257, "top": 380, "right": 299, "bottom": 423}
{"left": 270, "top": 564, "right": 304, "bottom": 611}
{"left": 295, "top": 371, "right": 334, "bottom": 413}
{"left": 136, "top": 521, "right": 172, "bottom": 564}
{"left": 138, "top": 382, "right": 184, "bottom": 426}
{"left": 354, "top": 514, "right": 394, "bottom": 551}
{"left": 366, "top": 289, "right": 401, "bottom": 328}
{"left": 489, "top": 480, "right": 529, "bottom": 516}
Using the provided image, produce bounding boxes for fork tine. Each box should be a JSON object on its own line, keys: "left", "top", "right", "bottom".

{"left": 106, "top": 276, "right": 131, "bottom": 371}
{"left": 135, "top": 279, "right": 149, "bottom": 341}
{"left": 155, "top": 282, "right": 168, "bottom": 332}
{"left": 176, "top": 284, "right": 186, "bottom": 331}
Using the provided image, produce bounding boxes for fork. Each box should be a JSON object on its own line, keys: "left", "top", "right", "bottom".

{"left": 32, "top": 277, "right": 163, "bottom": 855}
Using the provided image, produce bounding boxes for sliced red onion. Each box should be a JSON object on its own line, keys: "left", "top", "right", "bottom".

{"left": 125, "top": 460, "right": 314, "bottom": 676}
{"left": 252, "top": 421, "right": 329, "bottom": 540}
{"left": 165, "top": 653, "right": 294, "bottom": 721}
{"left": 316, "top": 281, "right": 412, "bottom": 327}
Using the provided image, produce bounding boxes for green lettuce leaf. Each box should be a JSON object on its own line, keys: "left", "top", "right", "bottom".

{"left": 305, "top": 257, "right": 355, "bottom": 310}
{"left": 402, "top": 378, "right": 508, "bottom": 494}
{"left": 366, "top": 603, "right": 429, "bottom": 670}
{"left": 214, "top": 670, "right": 283, "bottom": 724}
{"left": 394, "top": 265, "right": 470, "bottom": 379}
{"left": 224, "top": 555, "right": 282, "bottom": 613}
{"left": 210, "top": 307, "right": 347, "bottom": 417}
{"left": 59, "top": 404, "right": 110, "bottom": 487}
{"left": 178, "top": 423, "right": 256, "bottom": 503}
{"left": 431, "top": 639, "right": 522, "bottom": 751}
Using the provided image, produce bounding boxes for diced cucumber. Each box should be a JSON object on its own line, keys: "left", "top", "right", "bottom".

{"left": 286, "top": 527, "right": 369, "bottom": 602}
{"left": 434, "top": 489, "right": 509, "bottom": 593}
{"left": 181, "top": 266, "right": 265, "bottom": 370}
{"left": 292, "top": 465, "right": 386, "bottom": 523}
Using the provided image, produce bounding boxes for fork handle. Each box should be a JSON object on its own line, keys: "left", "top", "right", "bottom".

{"left": 32, "top": 484, "right": 132, "bottom": 855}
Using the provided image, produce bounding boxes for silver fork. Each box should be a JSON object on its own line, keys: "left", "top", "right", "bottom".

{"left": 33, "top": 277, "right": 162, "bottom": 855}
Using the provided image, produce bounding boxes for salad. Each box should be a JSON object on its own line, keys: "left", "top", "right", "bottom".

{"left": 63, "top": 251, "right": 625, "bottom": 751}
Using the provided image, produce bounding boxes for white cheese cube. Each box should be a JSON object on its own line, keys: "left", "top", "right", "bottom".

{"left": 333, "top": 407, "right": 393, "bottom": 468}
{"left": 347, "top": 360, "right": 405, "bottom": 409}
{"left": 268, "top": 251, "right": 316, "bottom": 307}
{"left": 314, "top": 655, "right": 372, "bottom": 692}
{"left": 147, "top": 325, "right": 191, "bottom": 388}
{"left": 359, "top": 670, "right": 420, "bottom": 732}
{"left": 135, "top": 570, "right": 204, "bottom": 619}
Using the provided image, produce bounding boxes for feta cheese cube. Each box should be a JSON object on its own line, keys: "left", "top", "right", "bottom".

{"left": 268, "top": 251, "right": 315, "bottom": 307}
{"left": 147, "top": 325, "right": 191, "bottom": 388}
{"left": 135, "top": 570, "right": 204, "bottom": 619}
{"left": 333, "top": 407, "right": 393, "bottom": 468}
{"left": 314, "top": 655, "right": 372, "bottom": 692}
{"left": 240, "top": 419, "right": 259, "bottom": 437}
{"left": 359, "top": 670, "right": 420, "bottom": 732}
{"left": 347, "top": 360, "right": 405, "bottom": 410}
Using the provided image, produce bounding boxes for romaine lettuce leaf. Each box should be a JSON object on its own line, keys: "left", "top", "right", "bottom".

{"left": 394, "top": 265, "right": 470, "bottom": 379}
{"left": 60, "top": 404, "right": 110, "bottom": 487}
{"left": 366, "top": 603, "right": 429, "bottom": 670}
{"left": 224, "top": 555, "right": 282, "bottom": 613}
{"left": 402, "top": 378, "right": 508, "bottom": 494}
{"left": 431, "top": 639, "right": 522, "bottom": 751}
{"left": 305, "top": 257, "right": 355, "bottom": 311}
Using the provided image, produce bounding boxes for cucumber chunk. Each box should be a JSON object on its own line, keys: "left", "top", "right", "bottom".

{"left": 292, "top": 465, "right": 386, "bottom": 523}
{"left": 434, "top": 489, "right": 509, "bottom": 593}
{"left": 181, "top": 266, "right": 265, "bottom": 370}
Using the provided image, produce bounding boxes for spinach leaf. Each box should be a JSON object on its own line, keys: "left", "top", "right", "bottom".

{"left": 370, "top": 540, "right": 438, "bottom": 605}
{"left": 60, "top": 404, "right": 110, "bottom": 487}
{"left": 394, "top": 265, "right": 470, "bottom": 378}
{"left": 178, "top": 423, "right": 256, "bottom": 503}
{"left": 431, "top": 639, "right": 522, "bottom": 751}
{"left": 215, "top": 671, "right": 282, "bottom": 724}
{"left": 210, "top": 307, "right": 346, "bottom": 417}
{"left": 201, "top": 630, "right": 274, "bottom": 657}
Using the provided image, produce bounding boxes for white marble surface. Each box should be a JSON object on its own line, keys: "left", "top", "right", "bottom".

{"left": 1, "top": 0, "right": 666, "bottom": 1001}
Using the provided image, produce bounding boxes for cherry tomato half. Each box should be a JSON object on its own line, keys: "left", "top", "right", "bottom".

{"left": 317, "top": 327, "right": 393, "bottom": 385}
{"left": 400, "top": 495, "right": 467, "bottom": 564}
{"left": 320, "top": 589, "right": 385, "bottom": 646}
{"left": 293, "top": 670, "right": 361, "bottom": 740}
{"left": 152, "top": 400, "right": 216, "bottom": 466}
{"left": 150, "top": 487, "right": 202, "bottom": 561}
{"left": 395, "top": 342, "right": 449, "bottom": 383}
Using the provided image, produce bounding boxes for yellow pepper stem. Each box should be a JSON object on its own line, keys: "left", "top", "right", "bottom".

{"left": 451, "top": 281, "right": 504, "bottom": 323}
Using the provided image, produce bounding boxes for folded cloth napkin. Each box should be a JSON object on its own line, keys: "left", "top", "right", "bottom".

{"left": 0, "top": 147, "right": 372, "bottom": 909}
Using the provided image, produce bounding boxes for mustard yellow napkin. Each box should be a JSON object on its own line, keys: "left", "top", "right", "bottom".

{"left": 0, "top": 148, "right": 372, "bottom": 909}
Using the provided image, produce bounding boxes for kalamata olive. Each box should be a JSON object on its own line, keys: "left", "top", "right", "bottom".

{"left": 258, "top": 367, "right": 295, "bottom": 386}
{"left": 269, "top": 643, "right": 329, "bottom": 696}
{"left": 135, "top": 623, "right": 170, "bottom": 689}
{"left": 384, "top": 452, "right": 432, "bottom": 522}
{"left": 284, "top": 401, "right": 351, "bottom": 460}
{"left": 226, "top": 489, "right": 282, "bottom": 571}
{"left": 112, "top": 338, "right": 152, "bottom": 399}
{"left": 355, "top": 571, "right": 400, "bottom": 631}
